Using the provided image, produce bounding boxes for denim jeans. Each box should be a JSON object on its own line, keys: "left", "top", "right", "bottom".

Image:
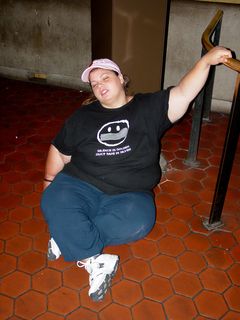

{"left": 41, "top": 173, "right": 156, "bottom": 261}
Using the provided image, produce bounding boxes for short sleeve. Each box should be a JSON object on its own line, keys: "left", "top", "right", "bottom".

{"left": 139, "top": 86, "right": 174, "bottom": 138}
{"left": 52, "top": 111, "right": 82, "bottom": 155}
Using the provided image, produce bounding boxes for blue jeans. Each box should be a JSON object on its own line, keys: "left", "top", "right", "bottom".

{"left": 41, "top": 173, "right": 156, "bottom": 261}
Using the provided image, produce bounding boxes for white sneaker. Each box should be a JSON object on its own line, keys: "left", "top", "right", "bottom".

{"left": 77, "top": 254, "right": 119, "bottom": 301}
{"left": 47, "top": 238, "right": 61, "bottom": 260}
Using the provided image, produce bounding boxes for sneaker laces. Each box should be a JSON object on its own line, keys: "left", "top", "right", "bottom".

{"left": 77, "top": 259, "right": 94, "bottom": 274}
{"left": 77, "top": 257, "right": 105, "bottom": 286}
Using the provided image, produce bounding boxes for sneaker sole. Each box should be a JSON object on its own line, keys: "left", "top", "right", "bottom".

{"left": 90, "top": 258, "right": 119, "bottom": 302}
{"left": 47, "top": 241, "right": 60, "bottom": 261}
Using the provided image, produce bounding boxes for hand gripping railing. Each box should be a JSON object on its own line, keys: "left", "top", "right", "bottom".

{"left": 184, "top": 10, "right": 240, "bottom": 230}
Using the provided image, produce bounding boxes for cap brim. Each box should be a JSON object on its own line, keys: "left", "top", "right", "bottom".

{"left": 81, "top": 66, "right": 121, "bottom": 83}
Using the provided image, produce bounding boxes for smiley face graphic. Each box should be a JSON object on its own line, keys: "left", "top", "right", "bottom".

{"left": 97, "top": 120, "right": 129, "bottom": 147}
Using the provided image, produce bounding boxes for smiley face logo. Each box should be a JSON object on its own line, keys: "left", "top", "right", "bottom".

{"left": 97, "top": 120, "right": 129, "bottom": 147}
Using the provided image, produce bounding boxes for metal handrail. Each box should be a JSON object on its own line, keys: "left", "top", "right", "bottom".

{"left": 201, "top": 9, "right": 240, "bottom": 72}
{"left": 200, "top": 9, "right": 240, "bottom": 230}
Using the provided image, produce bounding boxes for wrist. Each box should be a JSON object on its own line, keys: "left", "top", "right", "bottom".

{"left": 198, "top": 57, "right": 211, "bottom": 70}
{"left": 44, "top": 178, "right": 53, "bottom": 182}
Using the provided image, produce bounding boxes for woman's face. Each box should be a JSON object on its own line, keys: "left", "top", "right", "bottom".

{"left": 89, "top": 68, "right": 125, "bottom": 108}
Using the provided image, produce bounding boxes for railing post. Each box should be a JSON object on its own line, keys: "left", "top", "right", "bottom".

{"left": 203, "top": 73, "right": 240, "bottom": 230}
{"left": 184, "top": 48, "right": 207, "bottom": 167}
{"left": 202, "top": 19, "right": 222, "bottom": 121}
{"left": 184, "top": 16, "right": 222, "bottom": 166}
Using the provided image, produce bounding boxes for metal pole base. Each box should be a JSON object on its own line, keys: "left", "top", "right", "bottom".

{"left": 203, "top": 218, "right": 224, "bottom": 231}
{"left": 183, "top": 159, "right": 201, "bottom": 168}
{"left": 203, "top": 117, "right": 212, "bottom": 123}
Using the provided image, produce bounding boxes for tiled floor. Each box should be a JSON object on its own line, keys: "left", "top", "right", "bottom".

{"left": 0, "top": 76, "right": 239, "bottom": 320}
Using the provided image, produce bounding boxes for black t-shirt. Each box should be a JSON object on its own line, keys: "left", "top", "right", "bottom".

{"left": 52, "top": 88, "right": 173, "bottom": 194}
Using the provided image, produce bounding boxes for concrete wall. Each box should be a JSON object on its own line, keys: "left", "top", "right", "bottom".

{"left": 0, "top": 0, "right": 239, "bottom": 107}
{"left": 0, "top": 0, "right": 91, "bottom": 90}
{"left": 91, "top": 0, "right": 169, "bottom": 94}
{"left": 164, "top": 0, "right": 240, "bottom": 113}
{"left": 112, "top": 0, "right": 168, "bottom": 94}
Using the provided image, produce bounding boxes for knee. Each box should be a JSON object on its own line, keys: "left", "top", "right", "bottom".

{"left": 40, "top": 184, "right": 66, "bottom": 216}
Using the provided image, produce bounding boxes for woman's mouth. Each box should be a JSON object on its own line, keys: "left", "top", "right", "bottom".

{"left": 100, "top": 89, "right": 108, "bottom": 97}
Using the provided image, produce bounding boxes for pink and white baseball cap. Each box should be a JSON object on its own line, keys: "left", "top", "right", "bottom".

{"left": 81, "top": 58, "right": 122, "bottom": 83}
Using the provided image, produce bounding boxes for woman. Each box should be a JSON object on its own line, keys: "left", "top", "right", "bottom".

{"left": 41, "top": 47, "right": 231, "bottom": 302}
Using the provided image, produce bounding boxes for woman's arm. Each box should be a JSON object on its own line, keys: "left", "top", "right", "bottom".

{"left": 43, "top": 144, "right": 71, "bottom": 189}
{"left": 168, "top": 46, "right": 232, "bottom": 123}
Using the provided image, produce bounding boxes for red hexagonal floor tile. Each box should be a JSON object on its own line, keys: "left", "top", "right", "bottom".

{"left": 32, "top": 268, "right": 62, "bottom": 293}
{"left": 48, "top": 257, "right": 75, "bottom": 271}
{"left": 48, "top": 287, "right": 80, "bottom": 316}
{"left": 171, "top": 271, "right": 202, "bottom": 297}
{"left": 36, "top": 312, "right": 65, "bottom": 320}
{"left": 160, "top": 180, "right": 183, "bottom": 194}
{"left": 182, "top": 178, "right": 203, "bottom": 193}
{"left": 164, "top": 295, "right": 197, "bottom": 320}
{"left": 132, "top": 299, "right": 166, "bottom": 320}
{"left": 15, "top": 290, "right": 47, "bottom": 320}
{"left": 209, "top": 231, "right": 236, "bottom": 249}
{"left": 227, "top": 263, "right": 240, "bottom": 285}
{"left": 9, "top": 206, "right": 33, "bottom": 222}
{"left": 186, "top": 168, "right": 207, "bottom": 181}
{"left": 18, "top": 251, "right": 46, "bottom": 274}
{"left": 0, "top": 209, "right": 8, "bottom": 223}
{"left": 122, "top": 258, "right": 151, "bottom": 282}
{"left": 184, "top": 233, "right": 210, "bottom": 252}
{"left": 99, "top": 303, "right": 132, "bottom": 320}
{"left": 221, "top": 311, "right": 240, "bottom": 320}
{"left": 33, "top": 231, "right": 49, "bottom": 253}
{"left": 194, "top": 202, "right": 212, "bottom": 218}
{"left": 63, "top": 264, "right": 89, "bottom": 290}
{"left": 175, "top": 191, "right": 200, "bottom": 206}
{"left": 165, "top": 169, "right": 186, "bottom": 182}
{"left": 204, "top": 247, "right": 233, "bottom": 270}
{"left": 199, "top": 267, "right": 231, "bottom": 293}
{"left": 5, "top": 234, "right": 32, "bottom": 256}
{"left": 13, "top": 159, "right": 33, "bottom": 173}
{"left": 198, "top": 189, "right": 214, "bottom": 203}
{"left": 112, "top": 279, "right": 142, "bottom": 306}
{"left": 165, "top": 218, "right": 190, "bottom": 237}
{"left": 195, "top": 290, "right": 228, "bottom": 319}
{"left": 0, "top": 220, "right": 19, "bottom": 240}
{"left": 155, "top": 193, "right": 178, "bottom": 209}
{"left": 156, "top": 207, "right": 171, "bottom": 224}
{"left": 145, "top": 222, "right": 165, "bottom": 241}
{"left": 66, "top": 308, "right": 97, "bottom": 320}
{"left": 21, "top": 218, "right": 46, "bottom": 237}
{"left": 0, "top": 253, "right": 16, "bottom": 277}
{"left": 178, "top": 251, "right": 206, "bottom": 273}
{"left": 12, "top": 181, "right": 33, "bottom": 195}
{"left": 230, "top": 245, "right": 240, "bottom": 262}
{"left": 0, "top": 239, "right": 3, "bottom": 253}
{"left": 33, "top": 205, "right": 45, "bottom": 219}
{"left": 224, "top": 286, "right": 240, "bottom": 312}
{"left": 142, "top": 275, "right": 173, "bottom": 302}
{"left": 171, "top": 205, "right": 193, "bottom": 221}
{"left": 158, "top": 235, "right": 185, "bottom": 257}
{"left": 0, "top": 295, "right": 14, "bottom": 319}
{"left": 0, "top": 271, "right": 30, "bottom": 297}
{"left": 0, "top": 193, "right": 22, "bottom": 209}
{"left": 151, "top": 254, "right": 179, "bottom": 278}
{"left": 131, "top": 239, "right": 159, "bottom": 259}
{"left": 23, "top": 192, "right": 41, "bottom": 207}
